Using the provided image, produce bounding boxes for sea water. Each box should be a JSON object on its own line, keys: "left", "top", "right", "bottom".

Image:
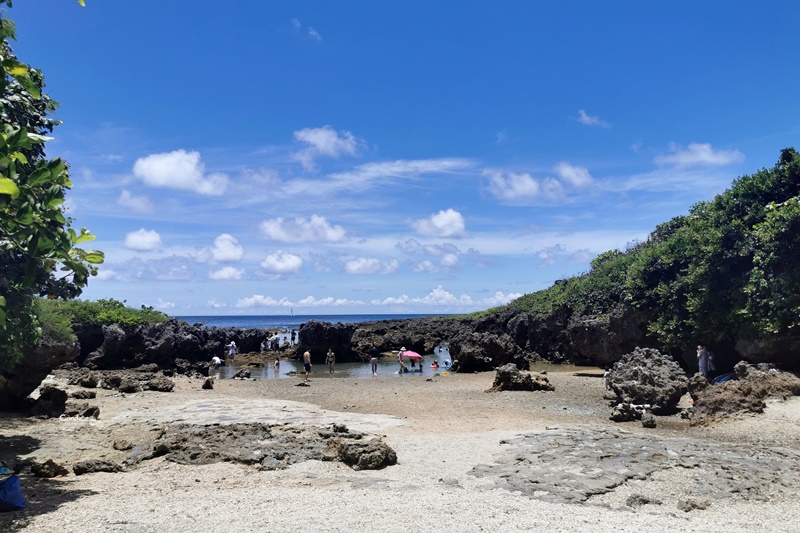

{"left": 176, "top": 313, "right": 447, "bottom": 331}
{"left": 213, "top": 359, "right": 440, "bottom": 381}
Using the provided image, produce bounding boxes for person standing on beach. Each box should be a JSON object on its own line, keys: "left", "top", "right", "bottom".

{"left": 326, "top": 348, "right": 336, "bottom": 374}
{"left": 303, "top": 350, "right": 312, "bottom": 381}
{"left": 369, "top": 344, "right": 380, "bottom": 375}
{"left": 398, "top": 348, "right": 406, "bottom": 374}
{"left": 697, "top": 344, "right": 710, "bottom": 381}
{"left": 228, "top": 341, "right": 237, "bottom": 360}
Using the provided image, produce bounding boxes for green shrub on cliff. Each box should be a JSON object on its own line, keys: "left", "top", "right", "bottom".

{"left": 35, "top": 297, "right": 169, "bottom": 329}
{"left": 507, "top": 148, "right": 800, "bottom": 354}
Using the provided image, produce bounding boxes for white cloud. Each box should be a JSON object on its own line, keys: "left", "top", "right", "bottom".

{"left": 291, "top": 18, "right": 322, "bottom": 41}
{"left": 260, "top": 215, "right": 346, "bottom": 242}
{"left": 308, "top": 27, "right": 321, "bottom": 41}
{"left": 94, "top": 268, "right": 118, "bottom": 281}
{"left": 154, "top": 298, "right": 175, "bottom": 310}
{"left": 260, "top": 250, "right": 303, "bottom": 275}
{"left": 117, "top": 190, "right": 154, "bottom": 213}
{"left": 654, "top": 142, "right": 745, "bottom": 168}
{"left": 133, "top": 149, "right": 229, "bottom": 196}
{"left": 484, "top": 169, "right": 565, "bottom": 204}
{"left": 209, "top": 266, "right": 244, "bottom": 280}
{"left": 372, "top": 286, "right": 522, "bottom": 308}
{"left": 412, "top": 209, "right": 466, "bottom": 237}
{"left": 123, "top": 228, "right": 163, "bottom": 251}
{"left": 208, "top": 299, "right": 227, "bottom": 308}
{"left": 236, "top": 294, "right": 291, "bottom": 308}
{"left": 209, "top": 234, "right": 244, "bottom": 262}
{"left": 554, "top": 162, "right": 594, "bottom": 189}
{"left": 397, "top": 239, "right": 462, "bottom": 257}
{"left": 412, "top": 253, "right": 460, "bottom": 273}
{"left": 576, "top": 109, "right": 611, "bottom": 128}
{"left": 292, "top": 126, "right": 359, "bottom": 170}
{"left": 344, "top": 257, "right": 399, "bottom": 274}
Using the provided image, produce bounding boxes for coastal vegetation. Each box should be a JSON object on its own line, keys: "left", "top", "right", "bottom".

{"left": 0, "top": 2, "right": 103, "bottom": 369}
{"left": 506, "top": 148, "right": 800, "bottom": 355}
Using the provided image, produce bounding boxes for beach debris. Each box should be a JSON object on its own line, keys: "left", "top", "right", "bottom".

{"left": 486, "top": 363, "right": 554, "bottom": 392}
{"left": 606, "top": 347, "right": 688, "bottom": 414}
{"left": 72, "top": 459, "right": 122, "bottom": 476}
{"left": 201, "top": 377, "right": 214, "bottom": 389}
{"left": 30, "top": 459, "right": 69, "bottom": 478}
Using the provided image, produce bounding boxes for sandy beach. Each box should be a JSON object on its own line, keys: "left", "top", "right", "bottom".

{"left": 2, "top": 366, "right": 800, "bottom": 532}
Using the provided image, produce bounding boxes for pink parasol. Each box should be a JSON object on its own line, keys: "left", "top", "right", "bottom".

{"left": 400, "top": 350, "right": 423, "bottom": 360}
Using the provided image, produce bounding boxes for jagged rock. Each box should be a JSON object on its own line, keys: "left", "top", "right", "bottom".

{"left": 146, "top": 376, "right": 175, "bottom": 392}
{"left": 67, "top": 369, "right": 99, "bottom": 388}
{"left": 72, "top": 459, "right": 122, "bottom": 475}
{"left": 0, "top": 339, "right": 80, "bottom": 411}
{"left": 626, "top": 494, "right": 661, "bottom": 507}
{"left": 69, "top": 389, "right": 97, "bottom": 400}
{"left": 607, "top": 347, "right": 688, "bottom": 414}
{"left": 100, "top": 374, "right": 123, "bottom": 390}
{"left": 202, "top": 377, "right": 214, "bottom": 390}
{"left": 30, "top": 385, "right": 68, "bottom": 418}
{"left": 609, "top": 403, "right": 642, "bottom": 422}
{"left": 690, "top": 362, "right": 800, "bottom": 422}
{"left": 451, "top": 332, "right": 523, "bottom": 373}
{"left": 118, "top": 378, "right": 141, "bottom": 393}
{"left": 63, "top": 402, "right": 99, "bottom": 418}
{"left": 113, "top": 440, "right": 134, "bottom": 451}
{"left": 30, "top": 459, "right": 69, "bottom": 478}
{"left": 641, "top": 412, "right": 657, "bottom": 428}
{"left": 486, "top": 363, "right": 554, "bottom": 392}
{"left": 232, "top": 369, "right": 251, "bottom": 379}
{"left": 328, "top": 437, "right": 397, "bottom": 470}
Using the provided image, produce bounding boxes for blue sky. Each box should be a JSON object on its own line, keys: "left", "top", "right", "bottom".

{"left": 8, "top": 1, "right": 800, "bottom": 315}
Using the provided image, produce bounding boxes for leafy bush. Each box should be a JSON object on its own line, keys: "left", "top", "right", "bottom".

{"left": 504, "top": 148, "right": 800, "bottom": 354}
{"left": 32, "top": 298, "right": 76, "bottom": 344}
{"left": 35, "top": 297, "right": 169, "bottom": 329}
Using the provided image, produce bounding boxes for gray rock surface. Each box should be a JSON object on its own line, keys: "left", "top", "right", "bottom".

{"left": 72, "top": 459, "right": 122, "bottom": 476}
{"left": 486, "top": 363, "right": 554, "bottom": 392}
{"left": 470, "top": 426, "right": 800, "bottom": 504}
{"left": 607, "top": 347, "right": 688, "bottom": 413}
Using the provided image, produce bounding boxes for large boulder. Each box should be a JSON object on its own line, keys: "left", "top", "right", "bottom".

{"left": 450, "top": 332, "right": 524, "bottom": 373}
{"left": 486, "top": 363, "right": 554, "bottom": 392}
{"left": 0, "top": 339, "right": 80, "bottom": 411}
{"left": 607, "top": 347, "right": 688, "bottom": 414}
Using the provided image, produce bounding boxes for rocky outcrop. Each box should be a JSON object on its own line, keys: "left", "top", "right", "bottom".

{"left": 606, "top": 347, "right": 688, "bottom": 414}
{"left": 0, "top": 340, "right": 79, "bottom": 411}
{"left": 689, "top": 362, "right": 800, "bottom": 423}
{"left": 486, "top": 363, "right": 554, "bottom": 392}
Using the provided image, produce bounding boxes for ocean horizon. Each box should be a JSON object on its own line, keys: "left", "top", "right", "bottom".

{"left": 174, "top": 313, "right": 451, "bottom": 331}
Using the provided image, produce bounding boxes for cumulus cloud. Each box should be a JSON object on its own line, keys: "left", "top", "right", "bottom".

{"left": 260, "top": 215, "right": 346, "bottom": 242}
{"left": 654, "top": 143, "right": 745, "bottom": 168}
{"left": 292, "top": 126, "right": 359, "bottom": 170}
{"left": 411, "top": 209, "right": 466, "bottom": 238}
{"left": 484, "top": 169, "right": 565, "bottom": 204}
{"left": 554, "top": 162, "right": 594, "bottom": 189}
{"left": 123, "top": 228, "right": 163, "bottom": 251}
{"left": 209, "top": 266, "right": 244, "bottom": 280}
{"left": 576, "top": 109, "right": 611, "bottom": 128}
{"left": 117, "top": 190, "right": 154, "bottom": 213}
{"left": 124, "top": 256, "right": 195, "bottom": 281}
{"left": 236, "top": 294, "right": 291, "bottom": 308}
{"left": 154, "top": 298, "right": 175, "bottom": 310}
{"left": 209, "top": 234, "right": 244, "bottom": 262}
{"left": 344, "top": 257, "right": 399, "bottom": 275}
{"left": 133, "top": 150, "right": 229, "bottom": 196}
{"left": 260, "top": 250, "right": 303, "bottom": 275}
{"left": 372, "top": 286, "right": 522, "bottom": 308}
